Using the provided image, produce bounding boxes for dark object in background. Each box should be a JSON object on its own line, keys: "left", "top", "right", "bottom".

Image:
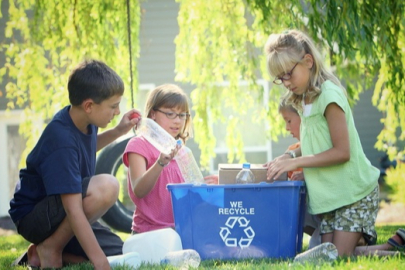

{"left": 378, "top": 154, "right": 398, "bottom": 184}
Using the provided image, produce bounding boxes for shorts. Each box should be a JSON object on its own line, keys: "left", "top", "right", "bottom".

{"left": 320, "top": 185, "right": 379, "bottom": 241}
{"left": 304, "top": 211, "right": 321, "bottom": 230}
{"left": 17, "top": 177, "right": 91, "bottom": 245}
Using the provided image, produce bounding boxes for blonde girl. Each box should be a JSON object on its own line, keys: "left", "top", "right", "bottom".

{"left": 264, "top": 30, "right": 404, "bottom": 256}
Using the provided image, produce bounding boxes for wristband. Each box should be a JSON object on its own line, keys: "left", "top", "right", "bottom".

{"left": 157, "top": 159, "right": 168, "bottom": 167}
{"left": 284, "top": 150, "right": 296, "bottom": 159}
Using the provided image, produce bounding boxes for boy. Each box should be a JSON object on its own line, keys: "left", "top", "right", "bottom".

{"left": 9, "top": 59, "right": 141, "bottom": 269}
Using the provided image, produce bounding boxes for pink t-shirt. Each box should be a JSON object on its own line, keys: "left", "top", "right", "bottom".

{"left": 123, "top": 136, "right": 184, "bottom": 233}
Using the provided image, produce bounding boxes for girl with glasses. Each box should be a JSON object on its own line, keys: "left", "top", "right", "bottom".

{"left": 264, "top": 30, "right": 404, "bottom": 257}
{"left": 123, "top": 84, "right": 215, "bottom": 234}
{"left": 276, "top": 97, "right": 377, "bottom": 250}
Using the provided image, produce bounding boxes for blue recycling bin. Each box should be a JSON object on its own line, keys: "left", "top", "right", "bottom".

{"left": 167, "top": 181, "right": 306, "bottom": 260}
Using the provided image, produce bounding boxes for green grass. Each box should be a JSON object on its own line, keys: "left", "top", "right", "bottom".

{"left": 1, "top": 225, "right": 404, "bottom": 270}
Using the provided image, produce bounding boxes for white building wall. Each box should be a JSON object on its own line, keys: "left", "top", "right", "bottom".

{"left": 0, "top": 110, "right": 23, "bottom": 217}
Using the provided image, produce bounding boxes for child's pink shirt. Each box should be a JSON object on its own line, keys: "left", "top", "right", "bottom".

{"left": 123, "top": 136, "right": 184, "bottom": 233}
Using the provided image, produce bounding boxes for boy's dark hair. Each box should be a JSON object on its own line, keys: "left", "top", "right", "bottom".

{"left": 68, "top": 59, "right": 124, "bottom": 106}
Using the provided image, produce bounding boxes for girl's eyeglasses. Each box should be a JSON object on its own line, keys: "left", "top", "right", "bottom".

{"left": 156, "top": 109, "right": 190, "bottom": 120}
{"left": 273, "top": 61, "right": 300, "bottom": 85}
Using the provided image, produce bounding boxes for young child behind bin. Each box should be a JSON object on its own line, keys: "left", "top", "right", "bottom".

{"left": 123, "top": 84, "right": 217, "bottom": 234}
{"left": 265, "top": 29, "right": 405, "bottom": 256}
{"left": 278, "top": 98, "right": 321, "bottom": 249}
{"left": 8, "top": 59, "right": 141, "bottom": 269}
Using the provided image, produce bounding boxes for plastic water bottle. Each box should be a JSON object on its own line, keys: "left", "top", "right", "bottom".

{"left": 135, "top": 118, "right": 177, "bottom": 155}
{"left": 175, "top": 140, "right": 204, "bottom": 183}
{"left": 161, "top": 249, "right": 201, "bottom": 269}
{"left": 107, "top": 252, "right": 141, "bottom": 268}
{"left": 235, "top": 163, "right": 255, "bottom": 184}
{"left": 122, "top": 228, "right": 183, "bottom": 264}
{"left": 293, "top": 242, "right": 338, "bottom": 265}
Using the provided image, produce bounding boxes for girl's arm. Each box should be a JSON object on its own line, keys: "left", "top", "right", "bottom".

{"left": 267, "top": 103, "right": 350, "bottom": 180}
{"left": 204, "top": 175, "right": 219, "bottom": 185}
{"left": 264, "top": 146, "right": 302, "bottom": 168}
{"left": 128, "top": 148, "right": 178, "bottom": 198}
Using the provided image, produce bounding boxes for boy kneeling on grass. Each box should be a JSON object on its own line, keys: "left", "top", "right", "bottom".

{"left": 9, "top": 59, "right": 141, "bottom": 269}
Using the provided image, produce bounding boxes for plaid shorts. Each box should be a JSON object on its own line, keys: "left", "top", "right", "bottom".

{"left": 320, "top": 185, "right": 379, "bottom": 240}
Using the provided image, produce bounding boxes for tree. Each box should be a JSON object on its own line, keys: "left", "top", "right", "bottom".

{"left": 175, "top": 0, "right": 405, "bottom": 167}
{"left": 1, "top": 0, "right": 404, "bottom": 169}
{"left": 0, "top": 0, "right": 140, "bottom": 161}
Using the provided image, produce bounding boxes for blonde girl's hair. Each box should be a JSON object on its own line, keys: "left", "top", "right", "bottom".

{"left": 144, "top": 84, "right": 193, "bottom": 141}
{"left": 264, "top": 29, "right": 346, "bottom": 111}
{"left": 278, "top": 96, "right": 299, "bottom": 115}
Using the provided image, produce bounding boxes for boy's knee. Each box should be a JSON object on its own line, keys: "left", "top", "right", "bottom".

{"left": 89, "top": 174, "right": 120, "bottom": 202}
{"left": 101, "top": 174, "right": 120, "bottom": 199}
{"left": 106, "top": 174, "right": 119, "bottom": 188}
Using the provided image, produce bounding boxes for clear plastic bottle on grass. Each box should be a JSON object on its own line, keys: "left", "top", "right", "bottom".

{"left": 175, "top": 140, "right": 204, "bottom": 184}
{"left": 161, "top": 249, "right": 201, "bottom": 270}
{"left": 293, "top": 242, "right": 338, "bottom": 265}
{"left": 235, "top": 163, "right": 255, "bottom": 184}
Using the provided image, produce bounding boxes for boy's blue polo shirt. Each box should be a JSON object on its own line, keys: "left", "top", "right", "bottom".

{"left": 9, "top": 106, "right": 98, "bottom": 223}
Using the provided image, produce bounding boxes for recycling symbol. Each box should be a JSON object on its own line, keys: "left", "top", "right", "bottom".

{"left": 219, "top": 216, "right": 255, "bottom": 248}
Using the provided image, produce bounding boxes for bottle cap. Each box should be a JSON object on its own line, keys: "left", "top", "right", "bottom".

{"left": 242, "top": 163, "right": 251, "bottom": 169}
{"left": 129, "top": 112, "right": 141, "bottom": 120}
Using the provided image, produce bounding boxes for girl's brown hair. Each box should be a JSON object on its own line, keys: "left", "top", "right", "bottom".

{"left": 144, "top": 84, "right": 193, "bottom": 141}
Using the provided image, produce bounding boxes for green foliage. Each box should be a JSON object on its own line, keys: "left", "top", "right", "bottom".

{"left": 385, "top": 162, "right": 405, "bottom": 204}
{"left": 0, "top": 0, "right": 140, "bottom": 160}
{"left": 175, "top": 0, "right": 405, "bottom": 168}
{"left": 175, "top": 0, "right": 291, "bottom": 166}
{"left": 2, "top": 0, "right": 405, "bottom": 170}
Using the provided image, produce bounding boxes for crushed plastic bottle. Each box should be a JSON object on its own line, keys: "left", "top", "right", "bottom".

{"left": 161, "top": 249, "right": 201, "bottom": 270}
{"left": 175, "top": 140, "right": 204, "bottom": 184}
{"left": 235, "top": 163, "right": 255, "bottom": 184}
{"left": 107, "top": 252, "right": 141, "bottom": 268}
{"left": 136, "top": 118, "right": 177, "bottom": 155}
{"left": 123, "top": 228, "right": 183, "bottom": 264}
{"left": 293, "top": 242, "right": 338, "bottom": 265}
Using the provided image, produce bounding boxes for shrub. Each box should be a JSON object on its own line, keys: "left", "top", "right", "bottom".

{"left": 385, "top": 162, "right": 405, "bottom": 204}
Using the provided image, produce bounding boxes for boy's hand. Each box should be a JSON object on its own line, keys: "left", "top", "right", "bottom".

{"left": 93, "top": 259, "right": 111, "bottom": 270}
{"left": 116, "top": 109, "right": 142, "bottom": 136}
{"left": 129, "top": 112, "right": 141, "bottom": 120}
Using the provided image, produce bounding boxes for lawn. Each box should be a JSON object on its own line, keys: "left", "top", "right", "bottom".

{"left": 1, "top": 224, "right": 404, "bottom": 270}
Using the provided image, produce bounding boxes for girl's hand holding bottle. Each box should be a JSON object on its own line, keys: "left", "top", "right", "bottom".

{"left": 156, "top": 144, "right": 181, "bottom": 168}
